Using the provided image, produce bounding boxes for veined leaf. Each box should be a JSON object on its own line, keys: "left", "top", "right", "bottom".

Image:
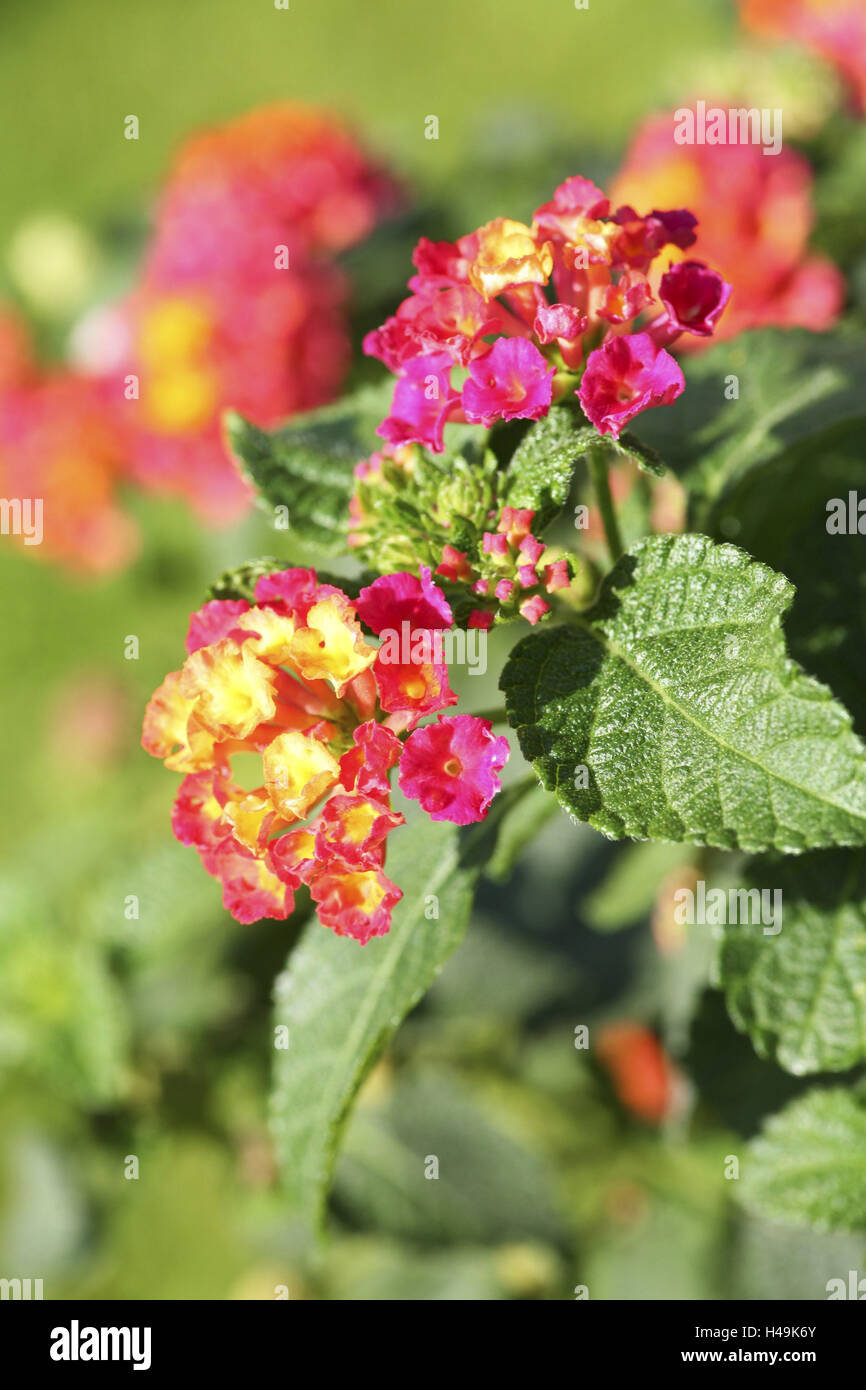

{"left": 225, "top": 379, "right": 393, "bottom": 552}
{"left": 501, "top": 533, "right": 866, "bottom": 853}
{"left": 270, "top": 811, "right": 495, "bottom": 1232}
{"left": 719, "top": 850, "right": 866, "bottom": 1075}
{"left": 741, "top": 1089, "right": 866, "bottom": 1233}
{"left": 505, "top": 407, "right": 663, "bottom": 530}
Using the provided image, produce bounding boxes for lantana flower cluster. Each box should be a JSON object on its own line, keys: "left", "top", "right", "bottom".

{"left": 141, "top": 566, "right": 508, "bottom": 941}
{"left": 612, "top": 111, "right": 844, "bottom": 338}
{"left": 363, "top": 175, "right": 732, "bottom": 449}
{"left": 82, "top": 104, "right": 398, "bottom": 526}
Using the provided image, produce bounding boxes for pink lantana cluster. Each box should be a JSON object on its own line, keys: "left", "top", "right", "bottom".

{"left": 363, "top": 177, "right": 731, "bottom": 446}
{"left": 437, "top": 506, "right": 573, "bottom": 629}
{"left": 142, "top": 565, "right": 508, "bottom": 942}
{"left": 81, "top": 104, "right": 399, "bottom": 524}
{"left": 0, "top": 306, "right": 139, "bottom": 574}
{"left": 612, "top": 114, "right": 844, "bottom": 339}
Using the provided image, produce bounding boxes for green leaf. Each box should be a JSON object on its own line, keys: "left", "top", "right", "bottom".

{"left": 206, "top": 557, "right": 291, "bottom": 603}
{"left": 270, "top": 811, "right": 494, "bottom": 1232}
{"left": 206, "top": 558, "right": 368, "bottom": 604}
{"left": 584, "top": 840, "right": 696, "bottom": 932}
{"left": 635, "top": 329, "right": 866, "bottom": 528}
{"left": 718, "top": 850, "right": 866, "bottom": 1075}
{"left": 814, "top": 121, "right": 866, "bottom": 267}
{"left": 225, "top": 379, "right": 394, "bottom": 552}
{"left": 334, "top": 1071, "right": 564, "bottom": 1244}
{"left": 500, "top": 533, "right": 866, "bottom": 853}
{"left": 483, "top": 777, "right": 556, "bottom": 882}
{"left": 695, "top": 416, "right": 866, "bottom": 736}
{"left": 504, "top": 407, "right": 663, "bottom": 530}
{"left": 609, "top": 429, "right": 665, "bottom": 478}
{"left": 741, "top": 1089, "right": 866, "bottom": 1233}
{"left": 504, "top": 408, "right": 598, "bottom": 527}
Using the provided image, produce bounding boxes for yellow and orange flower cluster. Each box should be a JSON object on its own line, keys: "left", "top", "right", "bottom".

{"left": 142, "top": 566, "right": 508, "bottom": 942}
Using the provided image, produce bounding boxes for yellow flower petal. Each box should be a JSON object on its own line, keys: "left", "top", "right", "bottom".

{"left": 468, "top": 218, "right": 554, "bottom": 300}
{"left": 263, "top": 729, "right": 340, "bottom": 819}
{"left": 180, "top": 638, "right": 277, "bottom": 740}
{"left": 288, "top": 596, "right": 376, "bottom": 693}
{"left": 234, "top": 606, "right": 297, "bottom": 664}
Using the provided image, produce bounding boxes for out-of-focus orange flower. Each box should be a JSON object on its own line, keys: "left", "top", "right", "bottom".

{"left": 612, "top": 111, "right": 844, "bottom": 339}
{"left": 100, "top": 103, "right": 400, "bottom": 523}
{"left": 596, "top": 1022, "right": 682, "bottom": 1125}
{"left": 739, "top": 0, "right": 866, "bottom": 115}
{"left": 0, "top": 310, "right": 138, "bottom": 574}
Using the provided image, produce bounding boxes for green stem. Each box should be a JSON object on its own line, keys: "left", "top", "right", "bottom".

{"left": 588, "top": 447, "right": 624, "bottom": 565}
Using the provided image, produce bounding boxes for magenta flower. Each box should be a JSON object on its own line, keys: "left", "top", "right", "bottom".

{"left": 186, "top": 598, "right": 250, "bottom": 654}
{"left": 578, "top": 332, "right": 685, "bottom": 440}
{"left": 398, "top": 714, "right": 509, "bottom": 824}
{"left": 462, "top": 337, "right": 554, "bottom": 428}
{"left": 378, "top": 352, "right": 460, "bottom": 452}
{"left": 534, "top": 176, "right": 611, "bottom": 236}
{"left": 658, "top": 260, "right": 732, "bottom": 338}
{"left": 356, "top": 565, "right": 453, "bottom": 634}
{"left": 533, "top": 302, "right": 587, "bottom": 345}
{"left": 253, "top": 566, "right": 342, "bottom": 620}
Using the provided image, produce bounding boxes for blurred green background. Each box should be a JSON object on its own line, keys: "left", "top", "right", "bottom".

{"left": 2, "top": 0, "right": 864, "bottom": 1301}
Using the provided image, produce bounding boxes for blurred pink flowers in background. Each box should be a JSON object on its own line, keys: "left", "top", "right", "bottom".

{"left": 612, "top": 110, "right": 844, "bottom": 339}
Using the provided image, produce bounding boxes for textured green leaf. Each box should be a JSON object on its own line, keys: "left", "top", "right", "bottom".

{"left": 504, "top": 407, "right": 663, "bottom": 529}
{"left": 501, "top": 533, "right": 866, "bottom": 852}
{"left": 719, "top": 850, "right": 866, "bottom": 1075}
{"left": 270, "top": 811, "right": 494, "bottom": 1231}
{"left": 609, "top": 429, "right": 665, "bottom": 478}
{"left": 206, "top": 556, "right": 292, "bottom": 603}
{"left": 635, "top": 329, "right": 866, "bottom": 527}
{"left": 225, "top": 379, "right": 393, "bottom": 552}
{"left": 504, "top": 408, "right": 598, "bottom": 527}
{"left": 206, "top": 557, "right": 368, "bottom": 605}
{"left": 741, "top": 1089, "right": 866, "bottom": 1233}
